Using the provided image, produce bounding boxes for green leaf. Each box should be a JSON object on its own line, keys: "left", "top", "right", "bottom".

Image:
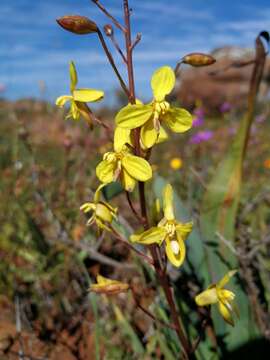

{"left": 200, "top": 113, "right": 261, "bottom": 347}
{"left": 102, "top": 182, "right": 123, "bottom": 201}
{"left": 113, "top": 304, "right": 144, "bottom": 355}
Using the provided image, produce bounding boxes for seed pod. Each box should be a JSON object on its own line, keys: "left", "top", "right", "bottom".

{"left": 182, "top": 53, "right": 216, "bottom": 67}
{"left": 89, "top": 275, "right": 129, "bottom": 295}
{"left": 104, "top": 24, "right": 113, "bottom": 36}
{"left": 56, "top": 15, "right": 98, "bottom": 35}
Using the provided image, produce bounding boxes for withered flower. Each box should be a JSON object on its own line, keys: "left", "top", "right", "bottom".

{"left": 90, "top": 275, "right": 129, "bottom": 295}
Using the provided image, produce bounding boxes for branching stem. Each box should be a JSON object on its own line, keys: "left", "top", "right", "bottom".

{"left": 97, "top": 29, "right": 130, "bottom": 97}
{"left": 110, "top": 226, "right": 154, "bottom": 265}
{"left": 92, "top": 0, "right": 126, "bottom": 33}
{"left": 131, "top": 287, "right": 177, "bottom": 331}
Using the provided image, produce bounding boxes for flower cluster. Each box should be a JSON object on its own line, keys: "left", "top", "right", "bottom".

{"left": 56, "top": 61, "right": 238, "bottom": 327}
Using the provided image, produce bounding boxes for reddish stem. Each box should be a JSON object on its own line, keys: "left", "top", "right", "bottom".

{"left": 122, "top": 1, "right": 193, "bottom": 358}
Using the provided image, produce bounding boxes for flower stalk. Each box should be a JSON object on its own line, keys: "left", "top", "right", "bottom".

{"left": 121, "top": 1, "right": 193, "bottom": 358}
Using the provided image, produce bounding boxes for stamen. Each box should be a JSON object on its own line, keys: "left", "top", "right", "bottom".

{"left": 104, "top": 152, "right": 116, "bottom": 162}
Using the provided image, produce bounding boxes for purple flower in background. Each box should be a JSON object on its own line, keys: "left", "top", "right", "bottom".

{"left": 228, "top": 127, "right": 237, "bottom": 136}
{"left": 193, "top": 116, "right": 204, "bottom": 127}
{"left": 251, "top": 124, "right": 257, "bottom": 135}
{"left": 220, "top": 102, "right": 232, "bottom": 113}
{"left": 192, "top": 107, "right": 205, "bottom": 127}
{"left": 255, "top": 114, "right": 266, "bottom": 123}
{"left": 194, "top": 108, "right": 204, "bottom": 117}
{"left": 189, "top": 130, "right": 213, "bottom": 144}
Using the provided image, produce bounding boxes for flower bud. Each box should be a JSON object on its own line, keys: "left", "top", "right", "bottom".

{"left": 56, "top": 15, "right": 98, "bottom": 35}
{"left": 104, "top": 24, "right": 113, "bottom": 37}
{"left": 182, "top": 53, "right": 216, "bottom": 67}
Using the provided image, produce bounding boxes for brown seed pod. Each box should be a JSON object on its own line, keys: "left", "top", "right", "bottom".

{"left": 104, "top": 24, "right": 114, "bottom": 36}
{"left": 56, "top": 15, "right": 98, "bottom": 35}
{"left": 89, "top": 282, "right": 129, "bottom": 295}
{"left": 182, "top": 53, "right": 216, "bottom": 67}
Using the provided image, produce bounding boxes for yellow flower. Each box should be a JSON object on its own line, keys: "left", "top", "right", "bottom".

{"left": 80, "top": 184, "right": 117, "bottom": 231}
{"left": 114, "top": 124, "right": 168, "bottom": 152}
{"left": 195, "top": 270, "right": 238, "bottom": 326}
{"left": 96, "top": 145, "right": 152, "bottom": 192}
{"left": 90, "top": 275, "right": 129, "bottom": 295}
{"left": 114, "top": 99, "right": 168, "bottom": 152}
{"left": 131, "top": 184, "right": 192, "bottom": 267}
{"left": 115, "top": 66, "right": 192, "bottom": 149}
{"left": 170, "top": 157, "right": 183, "bottom": 170}
{"left": 55, "top": 61, "right": 104, "bottom": 125}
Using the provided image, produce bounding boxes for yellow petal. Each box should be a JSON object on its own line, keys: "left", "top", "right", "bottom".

{"left": 135, "top": 98, "right": 143, "bottom": 105}
{"left": 175, "top": 222, "right": 193, "bottom": 241}
{"left": 120, "top": 169, "right": 136, "bottom": 192}
{"left": 151, "top": 66, "right": 175, "bottom": 102}
{"left": 134, "top": 227, "right": 167, "bottom": 245}
{"left": 165, "top": 233, "right": 186, "bottom": 267}
{"left": 104, "top": 202, "right": 118, "bottom": 216}
{"left": 218, "top": 301, "right": 235, "bottom": 326}
{"left": 96, "top": 274, "right": 111, "bottom": 285}
{"left": 195, "top": 286, "right": 218, "bottom": 306}
{"left": 217, "top": 270, "right": 237, "bottom": 289}
{"left": 71, "top": 101, "right": 80, "bottom": 120}
{"left": 96, "top": 217, "right": 111, "bottom": 232}
{"left": 115, "top": 104, "right": 153, "bottom": 129}
{"left": 218, "top": 289, "right": 235, "bottom": 302}
{"left": 122, "top": 154, "right": 152, "bottom": 182}
{"left": 114, "top": 127, "right": 132, "bottom": 152}
{"left": 70, "top": 61, "right": 78, "bottom": 92}
{"left": 96, "top": 202, "right": 113, "bottom": 223}
{"left": 94, "top": 183, "right": 107, "bottom": 203}
{"left": 130, "top": 233, "right": 142, "bottom": 243}
{"left": 80, "top": 202, "right": 95, "bottom": 212}
{"left": 73, "top": 89, "right": 104, "bottom": 102}
{"left": 76, "top": 102, "right": 93, "bottom": 128}
{"left": 163, "top": 184, "right": 175, "bottom": 221}
{"left": 55, "top": 95, "right": 72, "bottom": 107}
{"left": 163, "top": 107, "right": 192, "bottom": 133}
{"left": 96, "top": 160, "right": 116, "bottom": 184}
{"left": 140, "top": 119, "right": 159, "bottom": 149}
{"left": 156, "top": 126, "right": 168, "bottom": 144}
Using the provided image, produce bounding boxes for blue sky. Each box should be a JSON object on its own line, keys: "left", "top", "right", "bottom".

{"left": 1, "top": 0, "right": 270, "bottom": 103}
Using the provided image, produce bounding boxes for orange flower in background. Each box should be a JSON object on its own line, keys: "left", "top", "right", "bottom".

{"left": 263, "top": 158, "right": 270, "bottom": 169}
